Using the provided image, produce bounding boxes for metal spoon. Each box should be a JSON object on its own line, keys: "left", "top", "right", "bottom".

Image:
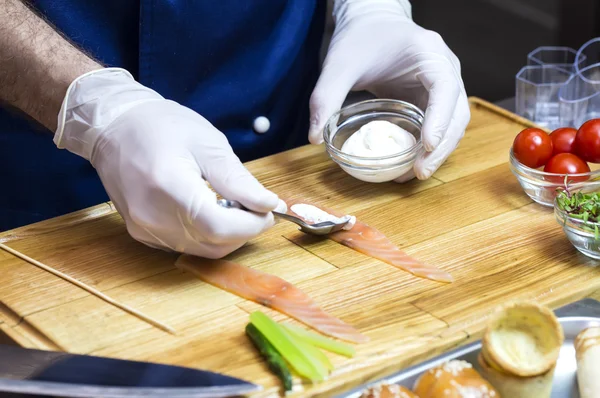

{"left": 216, "top": 199, "right": 350, "bottom": 236}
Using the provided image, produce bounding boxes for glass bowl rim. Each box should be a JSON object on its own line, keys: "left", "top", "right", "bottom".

{"left": 324, "top": 98, "right": 425, "bottom": 162}
{"left": 509, "top": 148, "right": 600, "bottom": 178}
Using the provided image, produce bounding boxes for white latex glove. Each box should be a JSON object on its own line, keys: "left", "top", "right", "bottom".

{"left": 309, "top": 0, "right": 470, "bottom": 181}
{"left": 54, "top": 68, "right": 284, "bottom": 258}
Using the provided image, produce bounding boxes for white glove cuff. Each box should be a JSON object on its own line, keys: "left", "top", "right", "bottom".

{"left": 333, "top": 0, "right": 412, "bottom": 23}
{"left": 54, "top": 67, "right": 164, "bottom": 160}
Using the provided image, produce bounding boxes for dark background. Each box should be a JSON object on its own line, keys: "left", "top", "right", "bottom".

{"left": 411, "top": 0, "right": 600, "bottom": 103}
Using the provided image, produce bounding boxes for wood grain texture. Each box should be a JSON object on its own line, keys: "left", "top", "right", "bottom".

{"left": 0, "top": 243, "right": 175, "bottom": 334}
{"left": 1, "top": 97, "right": 600, "bottom": 397}
{"left": 244, "top": 146, "right": 443, "bottom": 215}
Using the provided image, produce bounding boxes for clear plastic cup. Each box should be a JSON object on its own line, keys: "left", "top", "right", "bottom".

{"left": 558, "top": 63, "right": 600, "bottom": 128}
{"left": 528, "top": 46, "right": 584, "bottom": 74}
{"left": 575, "top": 37, "right": 600, "bottom": 74}
{"left": 516, "top": 65, "right": 572, "bottom": 130}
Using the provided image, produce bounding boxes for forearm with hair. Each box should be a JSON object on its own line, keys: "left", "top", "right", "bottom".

{"left": 0, "top": 0, "right": 103, "bottom": 131}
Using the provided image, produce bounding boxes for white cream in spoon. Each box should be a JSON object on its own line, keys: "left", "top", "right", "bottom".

{"left": 290, "top": 204, "right": 356, "bottom": 230}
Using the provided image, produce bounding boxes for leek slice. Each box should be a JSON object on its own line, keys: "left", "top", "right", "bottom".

{"left": 283, "top": 324, "right": 356, "bottom": 358}
{"left": 250, "top": 311, "right": 326, "bottom": 381}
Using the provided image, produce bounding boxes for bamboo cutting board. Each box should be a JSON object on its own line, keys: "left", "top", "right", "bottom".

{"left": 2, "top": 97, "right": 600, "bottom": 397}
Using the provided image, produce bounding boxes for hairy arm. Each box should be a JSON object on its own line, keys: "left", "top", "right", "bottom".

{"left": 0, "top": 0, "right": 102, "bottom": 131}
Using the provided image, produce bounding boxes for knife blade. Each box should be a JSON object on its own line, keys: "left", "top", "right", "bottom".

{"left": 0, "top": 344, "right": 261, "bottom": 397}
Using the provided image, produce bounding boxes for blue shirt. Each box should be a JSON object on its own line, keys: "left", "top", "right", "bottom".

{"left": 0, "top": 0, "right": 325, "bottom": 231}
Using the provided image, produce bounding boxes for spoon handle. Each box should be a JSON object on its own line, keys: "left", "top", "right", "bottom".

{"left": 216, "top": 198, "right": 344, "bottom": 236}
{"left": 216, "top": 199, "right": 298, "bottom": 223}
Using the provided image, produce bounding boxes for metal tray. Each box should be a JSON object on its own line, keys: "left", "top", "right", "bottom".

{"left": 338, "top": 298, "right": 600, "bottom": 398}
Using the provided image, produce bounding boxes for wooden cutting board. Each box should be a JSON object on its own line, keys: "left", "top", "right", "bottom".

{"left": 2, "top": 97, "right": 600, "bottom": 397}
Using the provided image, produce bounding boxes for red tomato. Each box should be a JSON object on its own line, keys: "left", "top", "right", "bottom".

{"left": 512, "top": 128, "right": 553, "bottom": 168}
{"left": 543, "top": 153, "right": 590, "bottom": 183}
{"left": 575, "top": 119, "right": 600, "bottom": 163}
{"left": 549, "top": 127, "right": 577, "bottom": 155}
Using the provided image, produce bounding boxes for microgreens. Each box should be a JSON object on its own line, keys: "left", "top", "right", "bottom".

{"left": 556, "top": 176, "right": 600, "bottom": 240}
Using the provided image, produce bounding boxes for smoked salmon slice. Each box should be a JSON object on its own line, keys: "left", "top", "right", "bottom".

{"left": 329, "top": 222, "right": 453, "bottom": 283}
{"left": 175, "top": 255, "right": 369, "bottom": 344}
{"left": 285, "top": 199, "right": 453, "bottom": 283}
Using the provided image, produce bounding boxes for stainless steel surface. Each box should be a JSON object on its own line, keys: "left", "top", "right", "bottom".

{"left": 0, "top": 344, "right": 260, "bottom": 397}
{"left": 217, "top": 199, "right": 350, "bottom": 235}
{"left": 338, "top": 298, "right": 600, "bottom": 398}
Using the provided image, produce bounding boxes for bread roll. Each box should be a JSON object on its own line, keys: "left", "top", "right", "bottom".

{"left": 413, "top": 359, "right": 499, "bottom": 397}
{"left": 360, "top": 382, "right": 419, "bottom": 398}
{"left": 575, "top": 326, "right": 600, "bottom": 398}
{"left": 477, "top": 352, "right": 554, "bottom": 398}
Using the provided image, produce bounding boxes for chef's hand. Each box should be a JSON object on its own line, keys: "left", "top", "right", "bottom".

{"left": 54, "top": 68, "right": 282, "bottom": 258}
{"left": 309, "top": 0, "right": 470, "bottom": 181}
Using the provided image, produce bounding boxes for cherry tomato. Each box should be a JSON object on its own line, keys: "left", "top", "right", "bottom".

{"left": 543, "top": 153, "right": 590, "bottom": 183}
{"left": 549, "top": 127, "right": 577, "bottom": 155}
{"left": 575, "top": 119, "right": 600, "bottom": 163}
{"left": 512, "top": 128, "right": 553, "bottom": 168}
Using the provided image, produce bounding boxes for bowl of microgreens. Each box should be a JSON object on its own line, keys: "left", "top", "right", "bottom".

{"left": 554, "top": 180, "right": 600, "bottom": 259}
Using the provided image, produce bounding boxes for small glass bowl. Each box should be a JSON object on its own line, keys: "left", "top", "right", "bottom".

{"left": 323, "top": 99, "right": 424, "bottom": 183}
{"left": 554, "top": 182, "right": 600, "bottom": 260}
{"left": 509, "top": 148, "right": 600, "bottom": 207}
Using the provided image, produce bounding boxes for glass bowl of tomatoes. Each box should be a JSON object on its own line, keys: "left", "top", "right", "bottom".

{"left": 509, "top": 123, "right": 600, "bottom": 207}
{"left": 554, "top": 182, "right": 600, "bottom": 260}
